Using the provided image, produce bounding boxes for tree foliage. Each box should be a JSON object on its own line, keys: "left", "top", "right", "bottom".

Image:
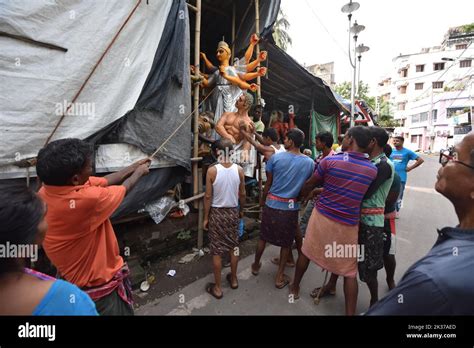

{"left": 273, "top": 9, "right": 292, "bottom": 51}
{"left": 335, "top": 81, "right": 399, "bottom": 127}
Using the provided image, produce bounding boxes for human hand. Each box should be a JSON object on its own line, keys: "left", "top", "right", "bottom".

{"left": 200, "top": 52, "right": 207, "bottom": 60}
{"left": 258, "top": 67, "right": 267, "bottom": 76}
{"left": 249, "top": 83, "right": 258, "bottom": 92}
{"left": 259, "top": 51, "right": 268, "bottom": 61}
{"left": 135, "top": 163, "right": 150, "bottom": 177}
{"left": 132, "top": 158, "right": 151, "bottom": 170}
{"left": 250, "top": 33, "right": 259, "bottom": 45}
{"left": 203, "top": 218, "right": 209, "bottom": 231}
{"left": 239, "top": 210, "right": 244, "bottom": 219}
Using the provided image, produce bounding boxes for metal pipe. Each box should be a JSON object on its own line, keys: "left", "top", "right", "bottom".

{"left": 350, "top": 34, "right": 358, "bottom": 128}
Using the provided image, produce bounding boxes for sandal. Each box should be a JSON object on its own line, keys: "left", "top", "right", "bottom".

{"left": 275, "top": 275, "right": 291, "bottom": 289}
{"left": 310, "top": 286, "right": 336, "bottom": 299}
{"left": 205, "top": 283, "right": 223, "bottom": 299}
{"left": 226, "top": 273, "right": 238, "bottom": 289}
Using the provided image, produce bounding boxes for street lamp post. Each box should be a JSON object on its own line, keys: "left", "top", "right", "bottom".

{"left": 356, "top": 44, "right": 370, "bottom": 98}
{"left": 342, "top": 1, "right": 366, "bottom": 127}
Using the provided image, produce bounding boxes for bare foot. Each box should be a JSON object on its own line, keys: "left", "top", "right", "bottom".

{"left": 271, "top": 257, "right": 295, "bottom": 268}
{"left": 387, "top": 279, "right": 396, "bottom": 290}
{"left": 251, "top": 262, "right": 261, "bottom": 276}
{"left": 289, "top": 283, "right": 300, "bottom": 299}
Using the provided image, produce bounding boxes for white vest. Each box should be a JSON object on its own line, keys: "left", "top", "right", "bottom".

{"left": 212, "top": 163, "right": 240, "bottom": 208}
{"left": 271, "top": 144, "right": 286, "bottom": 154}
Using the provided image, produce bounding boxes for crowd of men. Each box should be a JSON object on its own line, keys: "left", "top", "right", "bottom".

{"left": 0, "top": 97, "right": 473, "bottom": 316}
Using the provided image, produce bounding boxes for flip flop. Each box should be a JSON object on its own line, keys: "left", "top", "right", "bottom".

{"left": 310, "top": 286, "right": 336, "bottom": 299}
{"left": 226, "top": 273, "right": 238, "bottom": 289}
{"left": 275, "top": 275, "right": 291, "bottom": 289}
{"left": 205, "top": 283, "right": 223, "bottom": 299}
{"left": 271, "top": 257, "right": 295, "bottom": 268}
{"left": 251, "top": 262, "right": 261, "bottom": 276}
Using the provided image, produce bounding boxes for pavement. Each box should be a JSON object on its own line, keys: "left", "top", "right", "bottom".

{"left": 136, "top": 154, "right": 458, "bottom": 315}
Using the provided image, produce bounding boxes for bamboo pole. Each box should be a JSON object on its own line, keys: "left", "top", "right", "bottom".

{"left": 254, "top": 0, "right": 261, "bottom": 104}
{"left": 197, "top": 168, "right": 204, "bottom": 249}
{"left": 192, "top": 0, "right": 203, "bottom": 248}
{"left": 231, "top": 1, "right": 236, "bottom": 63}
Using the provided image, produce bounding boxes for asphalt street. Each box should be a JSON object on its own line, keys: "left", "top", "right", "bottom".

{"left": 136, "top": 154, "right": 458, "bottom": 315}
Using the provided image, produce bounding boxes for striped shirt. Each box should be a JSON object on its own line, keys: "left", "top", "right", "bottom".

{"left": 313, "top": 152, "right": 377, "bottom": 226}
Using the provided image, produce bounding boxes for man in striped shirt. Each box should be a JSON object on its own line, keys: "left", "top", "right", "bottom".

{"left": 290, "top": 126, "right": 377, "bottom": 315}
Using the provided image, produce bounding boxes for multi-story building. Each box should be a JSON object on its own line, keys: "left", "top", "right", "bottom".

{"left": 377, "top": 25, "right": 474, "bottom": 151}
{"left": 307, "top": 62, "right": 336, "bottom": 88}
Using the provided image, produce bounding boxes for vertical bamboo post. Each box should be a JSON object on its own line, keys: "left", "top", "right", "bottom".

{"left": 197, "top": 168, "right": 204, "bottom": 249}
{"left": 193, "top": 0, "right": 203, "bottom": 248}
{"left": 231, "top": 1, "right": 236, "bottom": 63}
{"left": 254, "top": 0, "right": 261, "bottom": 105}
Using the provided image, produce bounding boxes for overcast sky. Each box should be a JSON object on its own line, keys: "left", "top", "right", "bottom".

{"left": 281, "top": 0, "right": 474, "bottom": 94}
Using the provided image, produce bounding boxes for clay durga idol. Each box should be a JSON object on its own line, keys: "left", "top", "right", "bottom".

{"left": 196, "top": 34, "right": 267, "bottom": 137}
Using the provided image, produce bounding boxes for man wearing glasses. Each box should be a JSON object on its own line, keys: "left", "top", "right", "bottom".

{"left": 366, "top": 131, "right": 474, "bottom": 315}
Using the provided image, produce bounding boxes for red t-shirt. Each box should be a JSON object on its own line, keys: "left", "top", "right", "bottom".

{"left": 39, "top": 177, "right": 126, "bottom": 288}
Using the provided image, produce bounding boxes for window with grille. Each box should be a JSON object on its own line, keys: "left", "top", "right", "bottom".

{"left": 415, "top": 83, "right": 424, "bottom": 90}
{"left": 416, "top": 65, "right": 425, "bottom": 72}
{"left": 432, "top": 81, "right": 444, "bottom": 89}
{"left": 460, "top": 60, "right": 472, "bottom": 68}
{"left": 433, "top": 63, "right": 445, "bottom": 71}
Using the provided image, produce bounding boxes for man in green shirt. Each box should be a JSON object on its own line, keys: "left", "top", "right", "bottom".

{"left": 358, "top": 127, "right": 394, "bottom": 308}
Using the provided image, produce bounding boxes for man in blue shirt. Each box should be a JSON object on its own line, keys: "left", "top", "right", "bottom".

{"left": 390, "top": 136, "right": 424, "bottom": 216}
{"left": 366, "top": 131, "right": 474, "bottom": 315}
{"left": 251, "top": 129, "right": 314, "bottom": 289}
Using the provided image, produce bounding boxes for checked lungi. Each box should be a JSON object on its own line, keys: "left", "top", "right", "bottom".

{"left": 208, "top": 207, "right": 240, "bottom": 255}
{"left": 260, "top": 205, "right": 299, "bottom": 248}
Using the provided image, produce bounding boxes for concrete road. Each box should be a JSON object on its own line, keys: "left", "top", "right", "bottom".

{"left": 136, "top": 154, "right": 458, "bottom": 315}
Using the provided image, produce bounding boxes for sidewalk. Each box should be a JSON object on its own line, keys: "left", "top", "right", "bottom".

{"left": 136, "top": 244, "right": 376, "bottom": 315}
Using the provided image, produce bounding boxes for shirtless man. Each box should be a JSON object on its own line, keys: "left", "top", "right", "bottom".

{"left": 216, "top": 93, "right": 255, "bottom": 165}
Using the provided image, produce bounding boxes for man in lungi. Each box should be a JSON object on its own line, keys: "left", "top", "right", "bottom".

{"left": 37, "top": 138, "right": 150, "bottom": 315}
{"left": 203, "top": 139, "right": 246, "bottom": 299}
{"left": 358, "top": 127, "right": 394, "bottom": 307}
{"left": 251, "top": 129, "right": 314, "bottom": 289}
{"left": 290, "top": 126, "right": 377, "bottom": 315}
{"left": 382, "top": 144, "right": 401, "bottom": 291}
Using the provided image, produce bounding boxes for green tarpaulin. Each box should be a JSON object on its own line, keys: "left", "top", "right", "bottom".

{"left": 310, "top": 110, "right": 338, "bottom": 159}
